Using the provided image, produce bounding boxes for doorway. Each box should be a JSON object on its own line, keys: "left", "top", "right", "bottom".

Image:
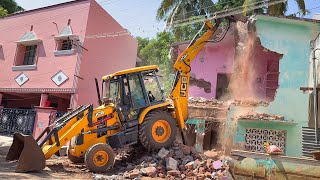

{"left": 216, "top": 73, "right": 231, "bottom": 100}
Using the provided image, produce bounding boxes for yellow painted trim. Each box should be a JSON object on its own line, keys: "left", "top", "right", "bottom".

{"left": 138, "top": 102, "right": 171, "bottom": 124}
{"left": 102, "top": 65, "right": 159, "bottom": 80}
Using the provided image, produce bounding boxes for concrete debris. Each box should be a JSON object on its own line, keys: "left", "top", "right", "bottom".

{"left": 188, "top": 97, "right": 226, "bottom": 107}
{"left": 158, "top": 147, "right": 170, "bottom": 158}
{"left": 185, "top": 161, "right": 197, "bottom": 170}
{"left": 140, "top": 166, "right": 157, "bottom": 177}
{"left": 232, "top": 99, "right": 269, "bottom": 107}
{"left": 239, "top": 111, "right": 284, "bottom": 121}
{"left": 93, "top": 142, "right": 233, "bottom": 179}
{"left": 166, "top": 157, "right": 178, "bottom": 170}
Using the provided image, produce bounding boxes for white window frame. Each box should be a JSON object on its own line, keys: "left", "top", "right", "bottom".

{"left": 12, "top": 40, "right": 41, "bottom": 71}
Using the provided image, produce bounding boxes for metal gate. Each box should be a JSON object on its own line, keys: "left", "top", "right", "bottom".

{"left": 0, "top": 108, "right": 36, "bottom": 135}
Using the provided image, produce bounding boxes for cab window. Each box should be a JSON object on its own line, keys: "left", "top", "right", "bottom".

{"left": 142, "top": 71, "right": 163, "bottom": 103}
{"left": 128, "top": 74, "right": 146, "bottom": 108}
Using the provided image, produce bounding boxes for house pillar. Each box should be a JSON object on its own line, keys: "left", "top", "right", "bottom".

{"left": 33, "top": 106, "right": 56, "bottom": 138}
{"left": 40, "top": 93, "right": 49, "bottom": 107}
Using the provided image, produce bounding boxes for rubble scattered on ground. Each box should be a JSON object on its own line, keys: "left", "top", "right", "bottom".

{"left": 94, "top": 142, "right": 234, "bottom": 180}
{"left": 238, "top": 111, "right": 284, "bottom": 121}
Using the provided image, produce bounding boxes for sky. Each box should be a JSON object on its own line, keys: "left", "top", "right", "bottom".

{"left": 14, "top": 0, "right": 320, "bottom": 39}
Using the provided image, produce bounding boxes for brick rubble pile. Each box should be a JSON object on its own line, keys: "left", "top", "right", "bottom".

{"left": 94, "top": 142, "right": 234, "bottom": 180}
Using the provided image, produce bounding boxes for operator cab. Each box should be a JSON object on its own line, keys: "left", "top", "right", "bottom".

{"left": 101, "top": 66, "right": 165, "bottom": 122}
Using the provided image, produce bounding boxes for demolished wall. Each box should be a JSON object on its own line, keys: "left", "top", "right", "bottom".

{"left": 225, "top": 15, "right": 319, "bottom": 157}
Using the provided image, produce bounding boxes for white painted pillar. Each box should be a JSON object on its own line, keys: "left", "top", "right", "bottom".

{"left": 40, "top": 93, "right": 49, "bottom": 107}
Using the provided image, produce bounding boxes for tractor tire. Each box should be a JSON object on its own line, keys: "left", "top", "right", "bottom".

{"left": 84, "top": 143, "right": 115, "bottom": 173}
{"left": 139, "top": 110, "right": 177, "bottom": 151}
{"left": 67, "top": 147, "right": 84, "bottom": 163}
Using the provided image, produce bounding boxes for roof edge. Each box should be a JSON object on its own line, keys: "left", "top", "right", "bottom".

{"left": 0, "top": 0, "right": 89, "bottom": 19}
{"left": 256, "top": 14, "right": 320, "bottom": 26}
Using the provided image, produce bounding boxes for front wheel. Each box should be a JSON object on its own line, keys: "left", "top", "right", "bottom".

{"left": 139, "top": 110, "right": 177, "bottom": 151}
{"left": 84, "top": 143, "right": 115, "bottom": 173}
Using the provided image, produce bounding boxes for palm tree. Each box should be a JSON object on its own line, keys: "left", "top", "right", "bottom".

{"left": 156, "top": 0, "right": 215, "bottom": 26}
{"left": 156, "top": 0, "right": 307, "bottom": 25}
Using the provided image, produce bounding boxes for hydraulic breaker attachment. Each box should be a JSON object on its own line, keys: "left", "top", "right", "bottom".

{"left": 6, "top": 133, "right": 45, "bottom": 173}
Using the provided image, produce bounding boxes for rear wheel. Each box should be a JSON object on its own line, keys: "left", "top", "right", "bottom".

{"left": 139, "top": 110, "right": 177, "bottom": 151}
{"left": 84, "top": 143, "right": 115, "bottom": 173}
{"left": 67, "top": 147, "right": 84, "bottom": 163}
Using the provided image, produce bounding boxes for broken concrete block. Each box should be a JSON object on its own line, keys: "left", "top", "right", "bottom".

{"left": 174, "top": 149, "right": 184, "bottom": 159}
{"left": 213, "top": 160, "right": 223, "bottom": 170}
{"left": 140, "top": 167, "right": 157, "bottom": 177}
{"left": 166, "top": 157, "right": 178, "bottom": 170}
{"left": 185, "top": 161, "right": 197, "bottom": 170}
{"left": 158, "top": 148, "right": 170, "bottom": 158}
{"left": 128, "top": 170, "right": 139, "bottom": 178}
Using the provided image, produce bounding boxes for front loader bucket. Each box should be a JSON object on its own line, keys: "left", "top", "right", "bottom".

{"left": 6, "top": 133, "right": 45, "bottom": 173}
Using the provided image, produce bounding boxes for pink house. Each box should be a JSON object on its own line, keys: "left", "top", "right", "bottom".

{"left": 170, "top": 23, "right": 281, "bottom": 101}
{"left": 0, "top": 0, "right": 137, "bottom": 137}
{"left": 171, "top": 25, "right": 236, "bottom": 99}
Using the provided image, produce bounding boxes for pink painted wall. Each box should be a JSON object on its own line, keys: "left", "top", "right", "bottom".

{"left": 177, "top": 30, "right": 235, "bottom": 99}
{"left": 32, "top": 107, "right": 56, "bottom": 138}
{"left": 73, "top": 0, "right": 138, "bottom": 107}
{"left": 0, "top": 1, "right": 90, "bottom": 89}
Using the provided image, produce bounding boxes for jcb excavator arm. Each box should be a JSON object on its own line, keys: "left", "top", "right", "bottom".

{"left": 170, "top": 20, "right": 221, "bottom": 129}
{"left": 170, "top": 15, "right": 247, "bottom": 129}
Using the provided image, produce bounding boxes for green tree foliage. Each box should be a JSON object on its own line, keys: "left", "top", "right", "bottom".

{"left": 156, "top": 0, "right": 306, "bottom": 41}
{"left": 137, "top": 32, "right": 175, "bottom": 95}
{"left": 136, "top": 37, "right": 150, "bottom": 58}
{"left": 0, "top": 6, "right": 8, "bottom": 17}
{"left": 0, "top": 0, "right": 23, "bottom": 14}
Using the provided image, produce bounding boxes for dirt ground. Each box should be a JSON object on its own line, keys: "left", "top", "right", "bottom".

{"left": 0, "top": 155, "right": 93, "bottom": 179}
{"left": 0, "top": 136, "right": 93, "bottom": 180}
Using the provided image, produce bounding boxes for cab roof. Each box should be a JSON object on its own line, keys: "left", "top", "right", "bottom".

{"left": 102, "top": 65, "right": 159, "bottom": 80}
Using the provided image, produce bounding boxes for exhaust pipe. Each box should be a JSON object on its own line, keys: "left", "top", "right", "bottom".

{"left": 6, "top": 133, "right": 46, "bottom": 173}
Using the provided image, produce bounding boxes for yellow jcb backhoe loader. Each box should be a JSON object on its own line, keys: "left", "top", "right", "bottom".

{"left": 6, "top": 15, "right": 247, "bottom": 173}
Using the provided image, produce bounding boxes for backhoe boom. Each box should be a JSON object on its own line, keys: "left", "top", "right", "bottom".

{"left": 170, "top": 20, "right": 221, "bottom": 129}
